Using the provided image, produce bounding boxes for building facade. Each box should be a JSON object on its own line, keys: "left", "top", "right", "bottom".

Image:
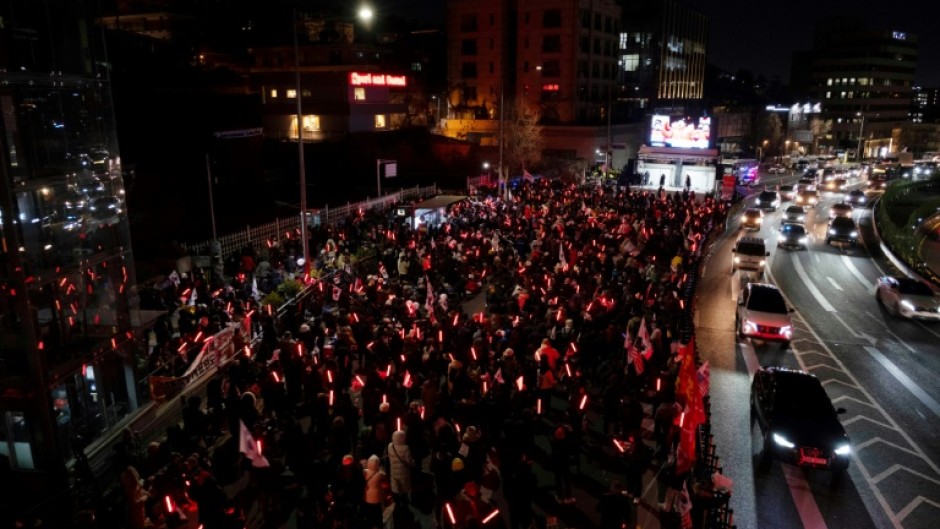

{"left": 444, "top": 0, "right": 621, "bottom": 144}
{"left": 617, "top": 0, "right": 707, "bottom": 117}
{"left": 797, "top": 18, "right": 918, "bottom": 157}
{"left": 0, "top": 0, "right": 144, "bottom": 496}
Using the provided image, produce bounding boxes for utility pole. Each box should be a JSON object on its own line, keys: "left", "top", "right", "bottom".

{"left": 206, "top": 154, "right": 223, "bottom": 279}
{"left": 293, "top": 8, "right": 310, "bottom": 273}
{"left": 499, "top": 83, "right": 506, "bottom": 201}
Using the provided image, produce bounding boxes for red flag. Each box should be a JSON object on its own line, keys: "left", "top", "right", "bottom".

{"left": 638, "top": 317, "right": 654, "bottom": 360}
{"left": 675, "top": 337, "right": 703, "bottom": 475}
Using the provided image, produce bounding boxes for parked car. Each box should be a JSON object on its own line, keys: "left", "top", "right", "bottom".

{"left": 736, "top": 282, "right": 793, "bottom": 346}
{"left": 751, "top": 367, "right": 851, "bottom": 471}
{"left": 875, "top": 276, "right": 940, "bottom": 321}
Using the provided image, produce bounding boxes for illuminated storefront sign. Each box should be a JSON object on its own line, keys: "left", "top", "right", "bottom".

{"left": 349, "top": 72, "right": 407, "bottom": 87}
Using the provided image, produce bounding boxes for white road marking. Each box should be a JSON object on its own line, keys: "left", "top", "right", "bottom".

{"left": 740, "top": 341, "right": 760, "bottom": 376}
{"left": 786, "top": 323, "right": 940, "bottom": 529}
{"left": 827, "top": 276, "right": 844, "bottom": 290}
{"left": 865, "top": 346, "right": 940, "bottom": 420}
{"left": 814, "top": 252, "right": 821, "bottom": 263}
{"left": 841, "top": 255, "right": 875, "bottom": 293}
{"left": 830, "top": 312, "right": 877, "bottom": 345}
{"left": 782, "top": 464, "right": 830, "bottom": 529}
{"left": 791, "top": 253, "right": 837, "bottom": 311}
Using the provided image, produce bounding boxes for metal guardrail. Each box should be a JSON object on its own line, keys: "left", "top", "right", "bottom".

{"left": 182, "top": 184, "right": 438, "bottom": 259}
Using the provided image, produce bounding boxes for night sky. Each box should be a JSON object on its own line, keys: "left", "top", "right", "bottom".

{"left": 379, "top": 0, "right": 940, "bottom": 87}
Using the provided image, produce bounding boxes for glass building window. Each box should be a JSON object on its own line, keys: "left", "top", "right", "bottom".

{"left": 461, "top": 39, "right": 478, "bottom": 55}
{"left": 286, "top": 89, "right": 297, "bottom": 98}
{"left": 622, "top": 54, "right": 639, "bottom": 71}
{"left": 0, "top": 412, "right": 34, "bottom": 469}
{"left": 354, "top": 87, "right": 366, "bottom": 100}
{"left": 270, "top": 89, "right": 278, "bottom": 98}
{"left": 303, "top": 115, "right": 321, "bottom": 131}
{"left": 542, "top": 35, "right": 561, "bottom": 53}
{"left": 375, "top": 115, "right": 387, "bottom": 128}
{"left": 543, "top": 9, "right": 562, "bottom": 28}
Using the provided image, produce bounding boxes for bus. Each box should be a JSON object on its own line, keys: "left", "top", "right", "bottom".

{"left": 720, "top": 158, "right": 760, "bottom": 186}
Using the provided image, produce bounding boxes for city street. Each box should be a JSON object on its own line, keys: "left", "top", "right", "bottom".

{"left": 695, "top": 170, "right": 940, "bottom": 529}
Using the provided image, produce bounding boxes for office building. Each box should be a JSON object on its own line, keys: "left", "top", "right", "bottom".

{"left": 793, "top": 18, "right": 917, "bottom": 157}
{"left": 617, "top": 0, "right": 708, "bottom": 117}
{"left": 445, "top": 0, "right": 621, "bottom": 135}
{"left": 0, "top": 0, "right": 143, "bottom": 501}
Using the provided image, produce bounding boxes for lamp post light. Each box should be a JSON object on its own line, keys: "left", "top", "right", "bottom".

{"left": 431, "top": 95, "right": 442, "bottom": 129}
{"left": 856, "top": 112, "right": 866, "bottom": 161}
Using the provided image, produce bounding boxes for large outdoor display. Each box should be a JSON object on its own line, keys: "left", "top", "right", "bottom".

{"left": 650, "top": 115, "right": 711, "bottom": 149}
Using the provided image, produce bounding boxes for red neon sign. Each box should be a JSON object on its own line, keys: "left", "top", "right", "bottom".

{"left": 349, "top": 72, "right": 407, "bottom": 87}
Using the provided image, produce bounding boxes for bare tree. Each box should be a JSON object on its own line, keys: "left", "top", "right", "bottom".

{"left": 809, "top": 117, "right": 832, "bottom": 154}
{"left": 500, "top": 101, "right": 543, "bottom": 197}
{"left": 755, "top": 113, "right": 784, "bottom": 157}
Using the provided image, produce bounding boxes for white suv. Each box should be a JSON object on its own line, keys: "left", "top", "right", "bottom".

{"left": 736, "top": 283, "right": 793, "bottom": 348}
{"left": 732, "top": 237, "right": 769, "bottom": 276}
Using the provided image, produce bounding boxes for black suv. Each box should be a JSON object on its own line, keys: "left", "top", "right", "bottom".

{"left": 825, "top": 216, "right": 858, "bottom": 246}
{"left": 751, "top": 367, "right": 851, "bottom": 472}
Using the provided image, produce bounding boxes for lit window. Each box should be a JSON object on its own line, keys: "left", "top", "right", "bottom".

{"left": 287, "top": 89, "right": 297, "bottom": 98}
{"left": 303, "top": 115, "right": 320, "bottom": 131}
{"left": 270, "top": 89, "right": 278, "bottom": 98}
{"left": 621, "top": 54, "right": 639, "bottom": 71}
{"left": 826, "top": 91, "right": 831, "bottom": 99}
{"left": 354, "top": 87, "right": 366, "bottom": 101}
{"left": 375, "top": 114, "right": 387, "bottom": 128}
{"left": 827, "top": 79, "right": 832, "bottom": 86}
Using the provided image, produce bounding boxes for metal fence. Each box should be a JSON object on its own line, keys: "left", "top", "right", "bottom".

{"left": 183, "top": 184, "right": 438, "bottom": 259}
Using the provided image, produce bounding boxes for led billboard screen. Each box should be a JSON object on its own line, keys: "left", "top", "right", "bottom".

{"left": 650, "top": 115, "right": 711, "bottom": 149}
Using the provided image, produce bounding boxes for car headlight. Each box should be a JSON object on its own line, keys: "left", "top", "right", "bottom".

{"left": 834, "top": 444, "right": 851, "bottom": 456}
{"left": 734, "top": 256, "right": 741, "bottom": 263}
{"left": 759, "top": 260, "right": 766, "bottom": 266}
{"left": 780, "top": 325, "right": 793, "bottom": 337}
{"left": 798, "top": 237, "right": 808, "bottom": 244}
{"left": 773, "top": 433, "right": 795, "bottom": 448}
{"left": 797, "top": 215, "right": 805, "bottom": 221}
{"left": 829, "top": 228, "right": 837, "bottom": 235}
{"left": 850, "top": 231, "right": 858, "bottom": 237}
{"left": 900, "top": 300, "right": 915, "bottom": 311}
{"left": 742, "top": 319, "right": 756, "bottom": 334}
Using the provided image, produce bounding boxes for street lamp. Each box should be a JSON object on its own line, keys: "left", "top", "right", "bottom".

{"left": 856, "top": 112, "right": 866, "bottom": 161}
{"left": 358, "top": 6, "right": 374, "bottom": 23}
{"left": 431, "top": 95, "right": 442, "bottom": 129}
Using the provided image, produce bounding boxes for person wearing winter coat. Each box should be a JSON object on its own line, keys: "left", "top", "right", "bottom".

{"left": 388, "top": 430, "right": 415, "bottom": 502}
{"left": 361, "top": 454, "right": 386, "bottom": 529}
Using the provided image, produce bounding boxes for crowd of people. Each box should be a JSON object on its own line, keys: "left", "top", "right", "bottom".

{"left": 111, "top": 179, "right": 730, "bottom": 529}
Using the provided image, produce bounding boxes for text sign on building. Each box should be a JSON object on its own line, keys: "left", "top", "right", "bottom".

{"left": 349, "top": 72, "right": 407, "bottom": 87}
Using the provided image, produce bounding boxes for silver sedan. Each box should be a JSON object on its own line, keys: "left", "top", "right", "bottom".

{"left": 781, "top": 205, "right": 807, "bottom": 225}
{"left": 876, "top": 276, "right": 940, "bottom": 321}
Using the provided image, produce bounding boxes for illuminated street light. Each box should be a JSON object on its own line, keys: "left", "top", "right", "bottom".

{"left": 358, "top": 6, "right": 374, "bottom": 22}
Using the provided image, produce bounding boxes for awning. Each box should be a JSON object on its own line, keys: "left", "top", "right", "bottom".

{"left": 639, "top": 145, "right": 719, "bottom": 162}
{"left": 413, "top": 195, "right": 467, "bottom": 210}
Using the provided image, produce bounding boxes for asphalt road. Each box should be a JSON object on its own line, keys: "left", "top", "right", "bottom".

{"left": 694, "top": 172, "right": 940, "bottom": 529}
